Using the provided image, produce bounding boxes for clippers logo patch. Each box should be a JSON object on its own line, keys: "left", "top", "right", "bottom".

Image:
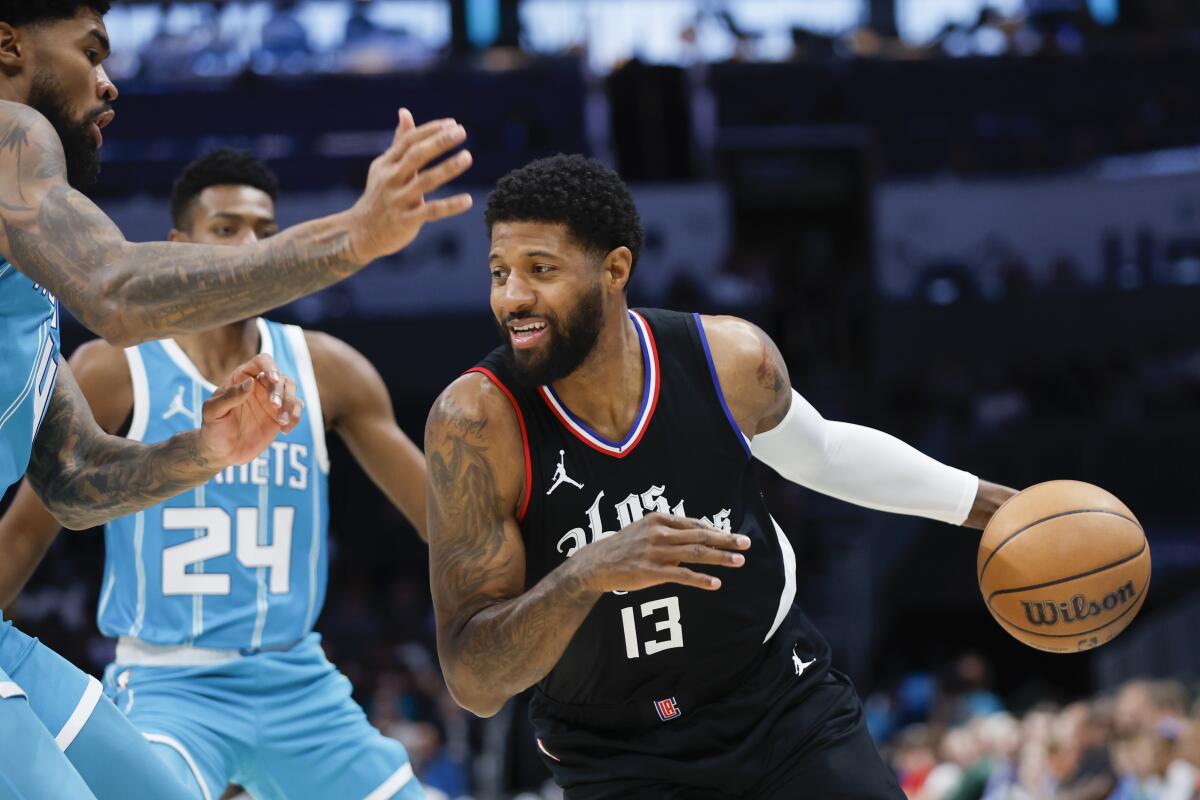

{"left": 654, "top": 696, "right": 681, "bottom": 722}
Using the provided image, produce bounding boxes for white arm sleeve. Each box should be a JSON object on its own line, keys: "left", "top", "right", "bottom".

{"left": 750, "top": 389, "right": 978, "bottom": 525}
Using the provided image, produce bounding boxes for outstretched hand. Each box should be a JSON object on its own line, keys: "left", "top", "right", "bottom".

{"left": 349, "top": 108, "right": 474, "bottom": 263}
{"left": 198, "top": 354, "right": 302, "bottom": 468}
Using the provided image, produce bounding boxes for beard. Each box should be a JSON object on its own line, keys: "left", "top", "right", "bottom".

{"left": 28, "top": 67, "right": 102, "bottom": 190}
{"left": 498, "top": 283, "right": 605, "bottom": 388}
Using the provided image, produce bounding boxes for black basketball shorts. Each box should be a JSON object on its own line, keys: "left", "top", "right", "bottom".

{"left": 535, "top": 668, "right": 905, "bottom": 799}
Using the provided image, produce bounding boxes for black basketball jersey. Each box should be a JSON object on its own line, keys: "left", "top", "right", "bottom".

{"left": 470, "top": 308, "right": 830, "bottom": 733}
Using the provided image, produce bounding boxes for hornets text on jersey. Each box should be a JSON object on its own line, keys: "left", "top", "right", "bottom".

{"left": 99, "top": 319, "right": 331, "bottom": 650}
{"left": 0, "top": 259, "right": 61, "bottom": 494}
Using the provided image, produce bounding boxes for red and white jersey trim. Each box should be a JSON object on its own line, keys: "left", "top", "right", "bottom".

{"left": 539, "top": 310, "right": 660, "bottom": 459}
{"left": 536, "top": 737, "right": 562, "bottom": 762}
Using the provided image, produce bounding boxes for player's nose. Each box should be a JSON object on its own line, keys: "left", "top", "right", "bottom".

{"left": 96, "top": 65, "right": 118, "bottom": 102}
{"left": 498, "top": 272, "right": 536, "bottom": 310}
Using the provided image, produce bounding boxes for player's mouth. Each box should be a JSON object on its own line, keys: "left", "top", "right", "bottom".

{"left": 89, "top": 109, "right": 116, "bottom": 150}
{"left": 509, "top": 319, "right": 549, "bottom": 349}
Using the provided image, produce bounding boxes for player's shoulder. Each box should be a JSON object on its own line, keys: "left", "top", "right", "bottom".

{"left": 0, "top": 100, "right": 56, "bottom": 139}
{"left": 426, "top": 370, "right": 522, "bottom": 447}
{"left": 0, "top": 101, "right": 65, "bottom": 165}
{"left": 69, "top": 337, "right": 130, "bottom": 375}
{"left": 697, "top": 314, "right": 772, "bottom": 372}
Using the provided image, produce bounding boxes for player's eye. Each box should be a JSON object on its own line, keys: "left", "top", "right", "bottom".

{"left": 532, "top": 264, "right": 555, "bottom": 274}
{"left": 85, "top": 49, "right": 99, "bottom": 64}
{"left": 490, "top": 267, "right": 507, "bottom": 280}
{"left": 215, "top": 226, "right": 238, "bottom": 237}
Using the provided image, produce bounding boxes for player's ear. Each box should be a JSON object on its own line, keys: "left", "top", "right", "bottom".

{"left": 0, "top": 24, "right": 25, "bottom": 72}
{"left": 603, "top": 246, "right": 633, "bottom": 293}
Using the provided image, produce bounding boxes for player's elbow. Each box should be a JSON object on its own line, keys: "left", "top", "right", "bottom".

{"left": 75, "top": 297, "right": 140, "bottom": 348}
{"left": 442, "top": 668, "right": 507, "bottom": 718}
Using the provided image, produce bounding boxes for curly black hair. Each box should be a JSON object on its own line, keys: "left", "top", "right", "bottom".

{"left": 0, "top": 1, "right": 110, "bottom": 26}
{"left": 485, "top": 154, "right": 644, "bottom": 277}
{"left": 170, "top": 149, "right": 280, "bottom": 229}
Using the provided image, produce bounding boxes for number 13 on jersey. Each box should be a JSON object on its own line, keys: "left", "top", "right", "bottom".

{"left": 161, "top": 506, "right": 294, "bottom": 596}
{"left": 620, "top": 596, "right": 683, "bottom": 659}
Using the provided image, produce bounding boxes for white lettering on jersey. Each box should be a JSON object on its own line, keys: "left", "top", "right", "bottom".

{"left": 213, "top": 442, "right": 309, "bottom": 489}
{"left": 556, "top": 484, "right": 731, "bottom": 558}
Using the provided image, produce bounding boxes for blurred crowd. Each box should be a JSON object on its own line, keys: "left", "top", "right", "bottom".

{"left": 101, "top": 0, "right": 1200, "bottom": 86}
{"left": 877, "top": 665, "right": 1200, "bottom": 800}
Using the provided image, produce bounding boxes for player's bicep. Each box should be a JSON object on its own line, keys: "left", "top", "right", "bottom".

{"left": 425, "top": 377, "right": 527, "bottom": 627}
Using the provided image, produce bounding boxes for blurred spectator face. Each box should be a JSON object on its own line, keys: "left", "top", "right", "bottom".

{"left": 170, "top": 185, "right": 278, "bottom": 247}
{"left": 1115, "top": 682, "right": 1157, "bottom": 735}
{"left": 8, "top": 7, "right": 119, "bottom": 188}
{"left": 942, "top": 727, "right": 980, "bottom": 767}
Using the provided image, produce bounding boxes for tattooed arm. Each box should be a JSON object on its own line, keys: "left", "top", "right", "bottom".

{"left": 0, "top": 102, "right": 472, "bottom": 346}
{"left": 427, "top": 373, "right": 749, "bottom": 717}
{"left": 701, "top": 315, "right": 1015, "bottom": 528}
{"left": 25, "top": 354, "right": 299, "bottom": 530}
{"left": 426, "top": 373, "right": 598, "bottom": 717}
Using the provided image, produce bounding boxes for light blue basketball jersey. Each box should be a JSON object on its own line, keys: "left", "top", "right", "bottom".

{"left": 0, "top": 259, "right": 61, "bottom": 494}
{"left": 99, "top": 319, "right": 331, "bottom": 650}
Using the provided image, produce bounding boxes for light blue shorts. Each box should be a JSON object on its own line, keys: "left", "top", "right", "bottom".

{"left": 103, "top": 633, "right": 422, "bottom": 800}
{"left": 0, "top": 614, "right": 191, "bottom": 799}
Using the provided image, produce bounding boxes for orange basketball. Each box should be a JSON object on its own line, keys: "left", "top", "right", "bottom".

{"left": 978, "top": 480, "right": 1150, "bottom": 653}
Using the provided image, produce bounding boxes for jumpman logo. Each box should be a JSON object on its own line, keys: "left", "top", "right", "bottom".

{"left": 162, "top": 386, "right": 197, "bottom": 424}
{"left": 546, "top": 450, "right": 584, "bottom": 495}
{"left": 792, "top": 647, "right": 815, "bottom": 678}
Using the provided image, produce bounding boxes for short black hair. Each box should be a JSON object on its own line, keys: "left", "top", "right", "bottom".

{"left": 170, "top": 149, "right": 280, "bottom": 229}
{"left": 0, "top": 1, "right": 110, "bottom": 26}
{"left": 485, "top": 154, "right": 644, "bottom": 274}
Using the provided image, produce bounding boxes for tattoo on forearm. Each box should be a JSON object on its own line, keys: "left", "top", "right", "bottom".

{"left": 25, "top": 373, "right": 215, "bottom": 529}
{"left": 0, "top": 104, "right": 360, "bottom": 341}
{"left": 427, "top": 393, "right": 594, "bottom": 699}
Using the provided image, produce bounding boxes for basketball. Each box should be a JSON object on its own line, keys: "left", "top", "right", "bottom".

{"left": 978, "top": 481, "right": 1150, "bottom": 653}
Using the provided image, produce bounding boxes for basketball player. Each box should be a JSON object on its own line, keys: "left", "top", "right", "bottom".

{"left": 0, "top": 3, "right": 467, "bottom": 796}
{"left": 424, "top": 154, "right": 1019, "bottom": 798}
{"left": 0, "top": 150, "right": 430, "bottom": 800}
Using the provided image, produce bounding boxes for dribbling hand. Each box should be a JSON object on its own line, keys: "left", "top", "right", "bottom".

{"left": 348, "top": 108, "right": 474, "bottom": 263}
{"left": 574, "top": 513, "right": 751, "bottom": 593}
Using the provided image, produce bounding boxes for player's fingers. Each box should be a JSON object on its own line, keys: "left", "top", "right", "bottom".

{"left": 284, "top": 397, "right": 304, "bottom": 434}
{"left": 668, "top": 543, "right": 746, "bottom": 569}
{"left": 658, "top": 527, "right": 751, "bottom": 551}
{"left": 275, "top": 379, "right": 298, "bottom": 427}
{"left": 415, "top": 194, "right": 474, "bottom": 222}
{"left": 389, "top": 117, "right": 459, "bottom": 160}
{"left": 656, "top": 566, "right": 723, "bottom": 591}
{"left": 413, "top": 149, "right": 473, "bottom": 195}
{"left": 395, "top": 124, "right": 467, "bottom": 179}
{"left": 203, "top": 378, "right": 254, "bottom": 418}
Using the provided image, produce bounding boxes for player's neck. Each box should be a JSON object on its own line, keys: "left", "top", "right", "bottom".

{"left": 175, "top": 320, "right": 260, "bottom": 386}
{"left": 548, "top": 309, "right": 644, "bottom": 443}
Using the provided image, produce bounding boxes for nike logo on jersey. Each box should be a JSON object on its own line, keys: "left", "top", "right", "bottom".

{"left": 162, "top": 386, "right": 198, "bottom": 424}
{"left": 556, "top": 485, "right": 732, "bottom": 558}
{"left": 546, "top": 449, "right": 584, "bottom": 495}
{"left": 792, "top": 647, "right": 815, "bottom": 677}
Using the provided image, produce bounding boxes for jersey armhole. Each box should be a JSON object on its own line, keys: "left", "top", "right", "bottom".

{"left": 123, "top": 346, "right": 151, "bottom": 442}
{"left": 463, "top": 367, "right": 532, "bottom": 523}
{"left": 691, "top": 313, "right": 753, "bottom": 459}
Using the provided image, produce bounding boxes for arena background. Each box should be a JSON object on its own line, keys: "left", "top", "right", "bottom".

{"left": 3, "top": 1, "right": 1200, "bottom": 797}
